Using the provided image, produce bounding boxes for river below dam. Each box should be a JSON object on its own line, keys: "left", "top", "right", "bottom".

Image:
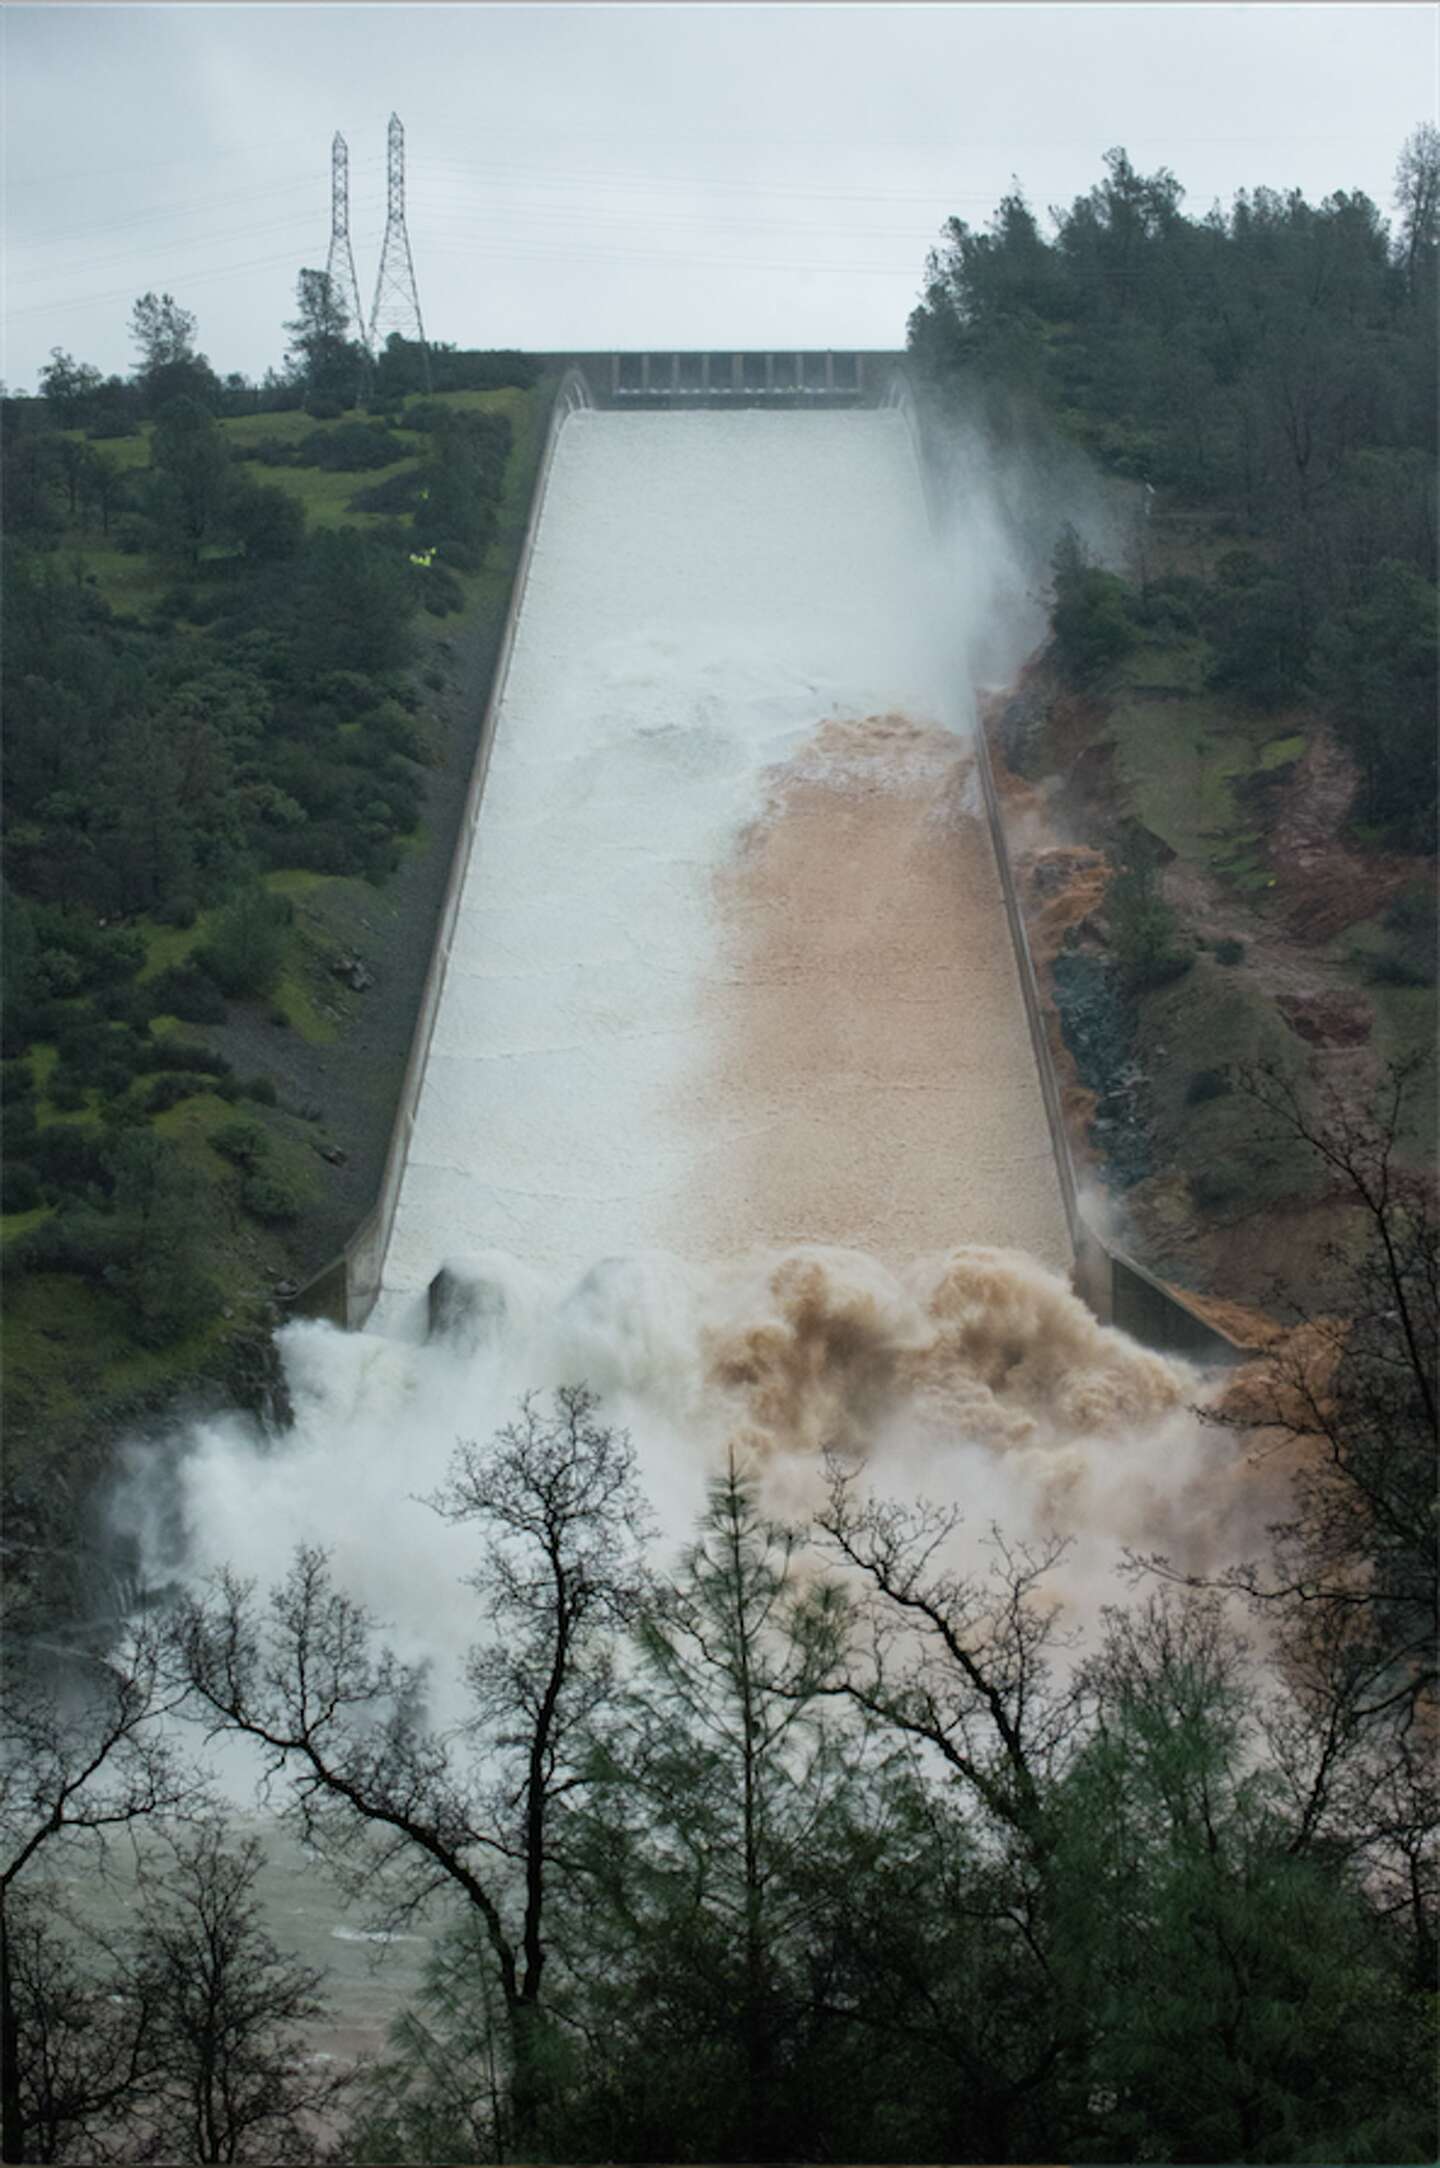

{"left": 118, "top": 406, "right": 1251, "bottom": 2067}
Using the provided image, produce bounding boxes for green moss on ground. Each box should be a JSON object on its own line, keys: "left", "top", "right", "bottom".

{"left": 1107, "top": 661, "right": 1306, "bottom": 893}
{"left": 1139, "top": 959, "right": 1323, "bottom": 1214}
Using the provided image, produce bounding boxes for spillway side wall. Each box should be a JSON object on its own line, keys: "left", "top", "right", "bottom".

{"left": 299, "top": 368, "right": 596, "bottom": 1329}
{"left": 890, "top": 365, "right": 1251, "bottom": 1365}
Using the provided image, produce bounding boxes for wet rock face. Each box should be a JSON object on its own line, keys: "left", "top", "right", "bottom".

{"left": 996, "top": 682, "right": 1051, "bottom": 778}
{"left": 1050, "top": 946, "right": 1152, "bottom": 1190}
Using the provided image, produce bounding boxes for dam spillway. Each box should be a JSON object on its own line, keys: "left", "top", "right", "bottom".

{"left": 373, "top": 406, "right": 1071, "bottom": 1321}
{"left": 141, "top": 405, "right": 1213, "bottom": 2072}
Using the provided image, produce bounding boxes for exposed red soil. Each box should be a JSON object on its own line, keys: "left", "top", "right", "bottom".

{"left": 980, "top": 671, "right": 1434, "bottom": 1321}
{"left": 1268, "top": 729, "right": 1422, "bottom": 943}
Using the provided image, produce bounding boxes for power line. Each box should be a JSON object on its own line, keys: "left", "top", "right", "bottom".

{"left": 10, "top": 208, "right": 385, "bottom": 291}
{"left": 22, "top": 170, "right": 374, "bottom": 251}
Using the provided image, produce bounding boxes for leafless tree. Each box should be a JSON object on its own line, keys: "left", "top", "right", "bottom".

{"left": 1135, "top": 1055, "right": 1437, "bottom": 1982}
{"left": 169, "top": 1385, "right": 651, "bottom": 2150}
{"left": 0, "top": 1616, "right": 202, "bottom": 2164}
{"left": 124, "top": 1825, "right": 345, "bottom": 2164}
{"left": 814, "top": 1460, "right": 1084, "bottom": 1841}
{"left": 1163, "top": 1057, "right": 1435, "bottom": 1729}
{"left": 2, "top": 1895, "right": 151, "bottom": 2166}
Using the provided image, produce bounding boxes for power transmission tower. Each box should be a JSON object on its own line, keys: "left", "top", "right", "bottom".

{"left": 325, "top": 131, "right": 367, "bottom": 354}
{"left": 369, "top": 112, "right": 429, "bottom": 386}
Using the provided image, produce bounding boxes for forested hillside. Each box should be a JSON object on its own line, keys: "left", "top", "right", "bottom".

{"left": 909, "top": 134, "right": 1437, "bottom": 1308}
{"left": 911, "top": 134, "right": 1436, "bottom": 842}
{"left": 1, "top": 290, "right": 549, "bottom": 1586}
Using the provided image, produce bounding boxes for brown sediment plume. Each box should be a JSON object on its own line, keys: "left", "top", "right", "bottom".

{"left": 673, "top": 713, "right": 1072, "bottom": 1274}
{"left": 706, "top": 1250, "right": 924, "bottom": 1460}
{"left": 704, "top": 1244, "right": 1189, "bottom": 1465}
{"left": 697, "top": 1241, "right": 1293, "bottom": 1583}
{"left": 914, "top": 1245, "right": 1185, "bottom": 1434}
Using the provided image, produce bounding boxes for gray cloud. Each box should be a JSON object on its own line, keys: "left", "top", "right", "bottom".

{"left": 4, "top": 3, "right": 1433, "bottom": 390}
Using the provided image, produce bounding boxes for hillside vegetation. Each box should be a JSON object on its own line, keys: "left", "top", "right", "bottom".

{"left": 2, "top": 306, "right": 550, "bottom": 1561}
{"left": 909, "top": 137, "right": 1437, "bottom": 1304}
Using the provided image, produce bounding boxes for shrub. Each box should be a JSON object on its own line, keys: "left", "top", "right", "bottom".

{"left": 304, "top": 395, "right": 346, "bottom": 421}
{"left": 1375, "top": 882, "right": 1438, "bottom": 984}
{"left": 2, "top": 1162, "right": 42, "bottom": 1213}
{"left": 298, "top": 528, "right": 418, "bottom": 676}
{"left": 35, "top": 949, "right": 86, "bottom": 998}
{"left": 143, "top": 1073, "right": 200, "bottom": 1113}
{"left": 1186, "top": 1067, "right": 1231, "bottom": 1106}
{"left": 294, "top": 420, "right": 408, "bottom": 472}
{"left": 146, "top": 961, "right": 228, "bottom": 1025}
{"left": 92, "top": 982, "right": 153, "bottom": 1027}
{"left": 212, "top": 1119, "right": 266, "bottom": 1169}
{"left": 1191, "top": 1165, "right": 1244, "bottom": 1211}
{"left": 1213, "top": 937, "right": 1246, "bottom": 967}
{"left": 1365, "top": 951, "right": 1433, "bottom": 988}
{"left": 1050, "top": 527, "right": 1138, "bottom": 686}
{"left": 231, "top": 435, "right": 297, "bottom": 468}
{"left": 242, "top": 1074, "right": 278, "bottom": 1106}
{"left": 228, "top": 477, "right": 306, "bottom": 563}
{"left": 48, "top": 1079, "right": 89, "bottom": 1112}
{"left": 401, "top": 400, "right": 450, "bottom": 433}
{"left": 347, "top": 468, "right": 424, "bottom": 518}
{"left": 195, "top": 885, "right": 290, "bottom": 1000}
{"left": 4, "top": 1104, "right": 38, "bottom": 1158}
{"left": 1383, "top": 882, "right": 1435, "bottom": 939}
{"left": 27, "top": 909, "right": 146, "bottom": 992}
{"left": 418, "top": 564, "right": 465, "bottom": 617}
{"left": 133, "top": 1040, "right": 231, "bottom": 1078}
{"left": 95, "top": 1054, "right": 141, "bottom": 1097}
{"left": 105, "top": 1129, "right": 220, "bottom": 1345}
{"left": 242, "top": 1170, "right": 299, "bottom": 1223}
{"left": 1, "top": 1060, "right": 35, "bottom": 1107}
{"left": 30, "top": 1125, "right": 109, "bottom": 1198}
{"left": 1107, "top": 866, "right": 1193, "bottom": 991}
{"left": 1205, "top": 556, "right": 1310, "bottom": 711}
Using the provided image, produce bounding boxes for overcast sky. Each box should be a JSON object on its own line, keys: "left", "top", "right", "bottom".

{"left": 4, "top": 3, "right": 1435, "bottom": 392}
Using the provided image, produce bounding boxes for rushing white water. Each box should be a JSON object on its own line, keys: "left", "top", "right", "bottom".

{"left": 375, "top": 408, "right": 1069, "bottom": 1324}
{"left": 124, "top": 406, "right": 1258, "bottom": 2065}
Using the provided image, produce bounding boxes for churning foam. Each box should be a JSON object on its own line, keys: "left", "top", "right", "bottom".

{"left": 129, "top": 1242, "right": 1265, "bottom": 1716}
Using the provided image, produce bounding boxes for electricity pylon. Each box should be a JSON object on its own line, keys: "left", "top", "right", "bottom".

{"left": 369, "top": 112, "right": 429, "bottom": 385}
{"left": 325, "top": 131, "right": 367, "bottom": 354}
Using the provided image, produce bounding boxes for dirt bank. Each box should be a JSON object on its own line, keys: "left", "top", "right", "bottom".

{"left": 982, "top": 657, "right": 1437, "bottom": 1314}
